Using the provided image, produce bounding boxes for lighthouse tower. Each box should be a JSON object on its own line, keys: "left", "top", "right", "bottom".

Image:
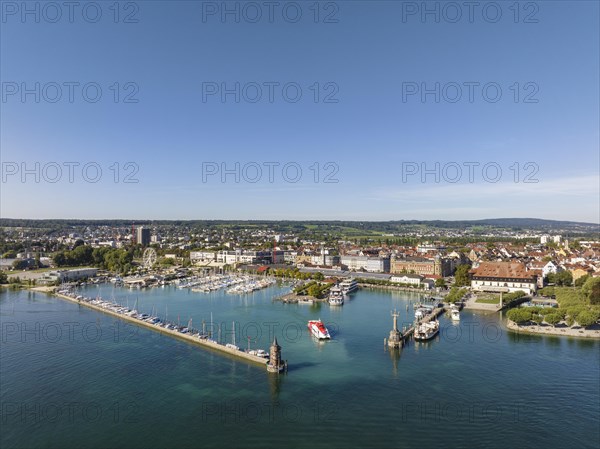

{"left": 267, "top": 337, "right": 286, "bottom": 373}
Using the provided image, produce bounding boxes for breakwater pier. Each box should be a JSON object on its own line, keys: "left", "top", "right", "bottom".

{"left": 52, "top": 288, "right": 287, "bottom": 372}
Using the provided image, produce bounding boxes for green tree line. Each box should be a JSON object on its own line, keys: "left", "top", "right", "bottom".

{"left": 53, "top": 246, "right": 134, "bottom": 274}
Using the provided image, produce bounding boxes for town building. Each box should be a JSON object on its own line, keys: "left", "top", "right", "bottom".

{"left": 136, "top": 227, "right": 151, "bottom": 246}
{"left": 390, "top": 274, "right": 434, "bottom": 289}
{"left": 390, "top": 256, "right": 452, "bottom": 277}
{"left": 470, "top": 262, "right": 537, "bottom": 294}
{"left": 340, "top": 255, "right": 390, "bottom": 273}
{"left": 39, "top": 268, "right": 99, "bottom": 284}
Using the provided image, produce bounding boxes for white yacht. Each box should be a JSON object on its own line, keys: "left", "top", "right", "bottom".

{"left": 328, "top": 285, "right": 344, "bottom": 306}
{"left": 339, "top": 278, "right": 358, "bottom": 295}
{"left": 450, "top": 305, "right": 460, "bottom": 321}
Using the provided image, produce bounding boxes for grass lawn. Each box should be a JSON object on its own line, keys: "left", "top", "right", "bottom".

{"left": 475, "top": 294, "right": 500, "bottom": 304}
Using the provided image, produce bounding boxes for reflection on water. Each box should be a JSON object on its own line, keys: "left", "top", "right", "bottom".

{"left": 1, "top": 287, "right": 598, "bottom": 449}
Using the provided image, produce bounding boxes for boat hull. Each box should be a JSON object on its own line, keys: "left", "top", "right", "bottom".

{"left": 308, "top": 320, "right": 331, "bottom": 339}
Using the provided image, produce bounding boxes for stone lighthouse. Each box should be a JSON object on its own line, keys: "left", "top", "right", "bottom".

{"left": 267, "top": 337, "right": 286, "bottom": 373}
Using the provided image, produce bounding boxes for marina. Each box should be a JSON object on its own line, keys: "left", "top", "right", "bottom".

{"left": 1, "top": 285, "right": 598, "bottom": 449}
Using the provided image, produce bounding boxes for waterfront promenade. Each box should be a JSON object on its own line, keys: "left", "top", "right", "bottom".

{"left": 506, "top": 320, "right": 600, "bottom": 339}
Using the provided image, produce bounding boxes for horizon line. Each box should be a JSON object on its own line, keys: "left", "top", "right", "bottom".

{"left": 1, "top": 217, "right": 598, "bottom": 226}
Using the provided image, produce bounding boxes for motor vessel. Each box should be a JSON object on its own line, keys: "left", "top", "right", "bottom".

{"left": 308, "top": 319, "right": 331, "bottom": 339}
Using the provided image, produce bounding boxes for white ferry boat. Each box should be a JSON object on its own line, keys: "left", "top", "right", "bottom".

{"left": 328, "top": 285, "right": 344, "bottom": 306}
{"left": 308, "top": 319, "right": 331, "bottom": 339}
{"left": 339, "top": 278, "right": 358, "bottom": 295}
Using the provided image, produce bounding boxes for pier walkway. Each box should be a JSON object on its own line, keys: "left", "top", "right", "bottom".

{"left": 53, "top": 291, "right": 273, "bottom": 369}
{"left": 402, "top": 305, "right": 446, "bottom": 340}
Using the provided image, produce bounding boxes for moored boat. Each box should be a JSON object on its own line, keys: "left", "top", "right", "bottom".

{"left": 450, "top": 305, "right": 460, "bottom": 321}
{"left": 328, "top": 285, "right": 344, "bottom": 306}
{"left": 414, "top": 320, "right": 440, "bottom": 341}
{"left": 339, "top": 278, "right": 358, "bottom": 295}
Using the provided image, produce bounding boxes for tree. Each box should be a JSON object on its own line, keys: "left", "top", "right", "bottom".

{"left": 446, "top": 287, "right": 468, "bottom": 303}
{"left": 574, "top": 274, "right": 590, "bottom": 288}
{"left": 581, "top": 277, "right": 600, "bottom": 305}
{"left": 544, "top": 313, "right": 561, "bottom": 327}
{"left": 435, "top": 278, "right": 446, "bottom": 289}
{"left": 454, "top": 264, "right": 471, "bottom": 287}
{"left": 548, "top": 271, "right": 573, "bottom": 287}
{"left": 507, "top": 308, "right": 532, "bottom": 324}
{"left": 576, "top": 310, "right": 598, "bottom": 328}
{"left": 306, "top": 284, "right": 321, "bottom": 298}
{"left": 0, "top": 271, "right": 7, "bottom": 284}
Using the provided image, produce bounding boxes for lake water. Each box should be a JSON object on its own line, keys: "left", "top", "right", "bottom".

{"left": 1, "top": 285, "right": 599, "bottom": 448}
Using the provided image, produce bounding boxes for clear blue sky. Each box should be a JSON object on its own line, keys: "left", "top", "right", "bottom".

{"left": 1, "top": 1, "right": 598, "bottom": 222}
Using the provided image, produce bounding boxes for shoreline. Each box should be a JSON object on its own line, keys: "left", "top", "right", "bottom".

{"left": 44, "top": 289, "right": 273, "bottom": 368}
{"left": 357, "top": 284, "right": 433, "bottom": 294}
{"left": 505, "top": 320, "right": 600, "bottom": 339}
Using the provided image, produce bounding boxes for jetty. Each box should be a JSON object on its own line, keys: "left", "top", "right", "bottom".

{"left": 52, "top": 289, "right": 286, "bottom": 372}
{"left": 385, "top": 304, "right": 446, "bottom": 348}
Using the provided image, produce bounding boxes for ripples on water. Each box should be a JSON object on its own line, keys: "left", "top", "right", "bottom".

{"left": 1, "top": 287, "right": 598, "bottom": 449}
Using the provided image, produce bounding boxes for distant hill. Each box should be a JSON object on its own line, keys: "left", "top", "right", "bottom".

{"left": 0, "top": 217, "right": 597, "bottom": 231}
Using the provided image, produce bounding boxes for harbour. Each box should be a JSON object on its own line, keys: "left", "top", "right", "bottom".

{"left": 51, "top": 289, "right": 280, "bottom": 370}
{"left": 2, "top": 285, "right": 599, "bottom": 449}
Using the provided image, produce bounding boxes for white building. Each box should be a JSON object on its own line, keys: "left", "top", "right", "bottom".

{"left": 341, "top": 255, "right": 390, "bottom": 273}
{"left": 40, "top": 268, "right": 98, "bottom": 284}
{"left": 390, "top": 274, "right": 434, "bottom": 290}
{"left": 470, "top": 262, "right": 537, "bottom": 295}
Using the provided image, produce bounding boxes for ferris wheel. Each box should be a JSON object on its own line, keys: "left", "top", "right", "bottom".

{"left": 143, "top": 247, "right": 157, "bottom": 269}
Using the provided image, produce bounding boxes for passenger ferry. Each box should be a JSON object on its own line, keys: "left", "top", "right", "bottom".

{"left": 339, "top": 278, "right": 358, "bottom": 295}
{"left": 328, "top": 285, "right": 344, "bottom": 306}
{"left": 308, "top": 319, "right": 331, "bottom": 339}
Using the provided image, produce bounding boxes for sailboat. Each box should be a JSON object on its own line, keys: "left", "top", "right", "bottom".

{"left": 226, "top": 321, "right": 240, "bottom": 350}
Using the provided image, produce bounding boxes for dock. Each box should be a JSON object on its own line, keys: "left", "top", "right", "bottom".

{"left": 52, "top": 290, "right": 278, "bottom": 370}
{"left": 386, "top": 305, "right": 446, "bottom": 348}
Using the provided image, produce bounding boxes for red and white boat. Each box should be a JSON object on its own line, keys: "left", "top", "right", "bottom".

{"left": 307, "top": 319, "right": 331, "bottom": 339}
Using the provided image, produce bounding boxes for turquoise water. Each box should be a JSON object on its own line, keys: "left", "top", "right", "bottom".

{"left": 1, "top": 286, "right": 599, "bottom": 449}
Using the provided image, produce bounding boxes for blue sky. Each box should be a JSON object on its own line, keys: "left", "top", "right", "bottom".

{"left": 1, "top": 1, "right": 599, "bottom": 222}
